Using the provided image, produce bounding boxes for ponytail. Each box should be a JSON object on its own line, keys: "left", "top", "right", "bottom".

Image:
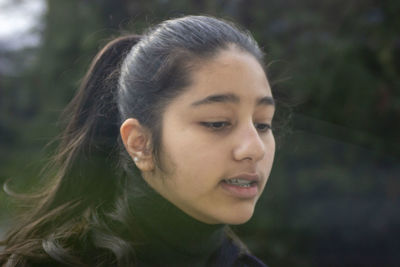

{"left": 58, "top": 34, "right": 141, "bottom": 178}
{"left": 1, "top": 35, "right": 141, "bottom": 266}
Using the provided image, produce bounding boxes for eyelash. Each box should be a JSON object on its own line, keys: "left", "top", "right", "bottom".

{"left": 200, "top": 121, "right": 272, "bottom": 133}
{"left": 255, "top": 123, "right": 272, "bottom": 132}
{"left": 200, "top": 121, "right": 232, "bottom": 130}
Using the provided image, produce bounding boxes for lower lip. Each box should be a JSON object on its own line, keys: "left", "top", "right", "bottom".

{"left": 220, "top": 181, "right": 259, "bottom": 199}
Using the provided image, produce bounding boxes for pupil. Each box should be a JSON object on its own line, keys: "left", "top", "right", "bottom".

{"left": 212, "top": 122, "right": 223, "bottom": 128}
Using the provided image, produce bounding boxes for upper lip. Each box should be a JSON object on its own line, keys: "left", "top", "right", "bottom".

{"left": 224, "top": 173, "right": 261, "bottom": 183}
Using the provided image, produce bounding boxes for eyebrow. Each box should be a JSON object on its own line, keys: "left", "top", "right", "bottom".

{"left": 190, "top": 93, "right": 275, "bottom": 107}
{"left": 191, "top": 93, "right": 239, "bottom": 106}
{"left": 257, "top": 96, "right": 275, "bottom": 106}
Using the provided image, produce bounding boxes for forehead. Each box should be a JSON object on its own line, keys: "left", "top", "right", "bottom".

{"left": 183, "top": 48, "right": 272, "bottom": 102}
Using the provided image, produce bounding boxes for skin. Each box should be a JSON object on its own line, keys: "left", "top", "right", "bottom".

{"left": 121, "top": 47, "right": 275, "bottom": 225}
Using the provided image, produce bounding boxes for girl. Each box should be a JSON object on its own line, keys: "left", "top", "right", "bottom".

{"left": 1, "top": 15, "right": 275, "bottom": 266}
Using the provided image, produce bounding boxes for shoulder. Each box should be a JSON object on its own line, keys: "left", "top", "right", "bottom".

{"left": 1, "top": 253, "right": 70, "bottom": 267}
{"left": 234, "top": 253, "right": 268, "bottom": 267}
{"left": 213, "top": 235, "right": 268, "bottom": 267}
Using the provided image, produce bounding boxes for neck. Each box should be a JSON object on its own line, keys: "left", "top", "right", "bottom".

{"left": 127, "top": 174, "right": 225, "bottom": 266}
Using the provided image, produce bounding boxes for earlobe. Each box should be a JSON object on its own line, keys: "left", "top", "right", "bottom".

{"left": 120, "top": 118, "right": 155, "bottom": 171}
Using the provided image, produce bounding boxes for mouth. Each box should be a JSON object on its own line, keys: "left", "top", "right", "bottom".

{"left": 220, "top": 173, "right": 261, "bottom": 198}
{"left": 222, "top": 178, "right": 258, "bottom": 187}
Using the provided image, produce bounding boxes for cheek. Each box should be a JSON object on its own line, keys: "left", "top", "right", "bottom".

{"left": 165, "top": 137, "right": 222, "bottom": 180}
{"left": 161, "top": 127, "right": 227, "bottom": 191}
{"left": 163, "top": 123, "right": 223, "bottom": 166}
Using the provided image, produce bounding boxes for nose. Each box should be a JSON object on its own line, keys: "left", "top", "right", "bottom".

{"left": 232, "top": 122, "right": 266, "bottom": 162}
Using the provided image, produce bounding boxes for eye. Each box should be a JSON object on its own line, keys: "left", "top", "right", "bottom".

{"left": 255, "top": 123, "right": 272, "bottom": 133}
{"left": 200, "top": 121, "right": 231, "bottom": 130}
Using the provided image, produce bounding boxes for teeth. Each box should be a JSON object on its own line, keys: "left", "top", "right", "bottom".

{"left": 225, "top": 178, "right": 253, "bottom": 187}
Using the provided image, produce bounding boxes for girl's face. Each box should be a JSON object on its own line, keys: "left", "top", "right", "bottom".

{"left": 143, "top": 47, "right": 275, "bottom": 225}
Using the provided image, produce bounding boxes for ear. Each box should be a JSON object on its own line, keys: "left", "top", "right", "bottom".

{"left": 120, "top": 118, "right": 155, "bottom": 172}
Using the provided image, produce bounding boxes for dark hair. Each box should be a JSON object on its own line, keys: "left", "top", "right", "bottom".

{"left": 1, "top": 15, "right": 265, "bottom": 266}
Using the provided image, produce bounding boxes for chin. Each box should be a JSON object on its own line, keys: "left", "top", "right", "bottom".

{"left": 219, "top": 204, "right": 256, "bottom": 225}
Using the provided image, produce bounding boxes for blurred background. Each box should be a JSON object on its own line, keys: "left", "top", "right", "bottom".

{"left": 0, "top": 0, "right": 399, "bottom": 266}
